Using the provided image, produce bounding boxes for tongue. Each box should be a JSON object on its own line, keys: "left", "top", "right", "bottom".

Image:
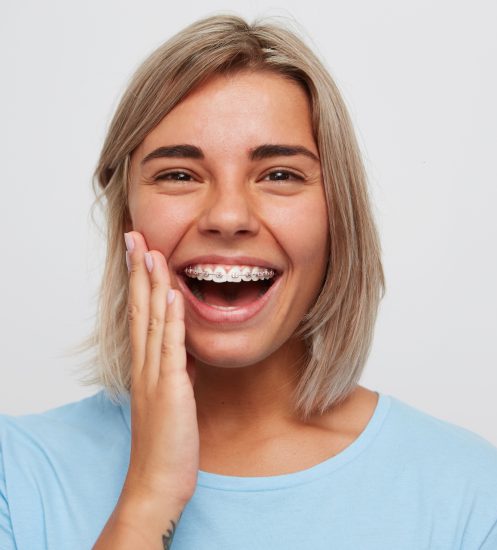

{"left": 202, "top": 281, "right": 263, "bottom": 307}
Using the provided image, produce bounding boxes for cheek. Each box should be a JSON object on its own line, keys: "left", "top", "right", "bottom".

{"left": 269, "top": 195, "right": 329, "bottom": 270}
{"left": 130, "top": 196, "right": 193, "bottom": 256}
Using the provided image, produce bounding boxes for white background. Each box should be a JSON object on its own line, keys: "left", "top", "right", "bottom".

{"left": 1, "top": 1, "right": 496, "bottom": 444}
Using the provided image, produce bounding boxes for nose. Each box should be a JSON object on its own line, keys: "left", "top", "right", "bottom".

{"left": 197, "top": 183, "right": 260, "bottom": 239}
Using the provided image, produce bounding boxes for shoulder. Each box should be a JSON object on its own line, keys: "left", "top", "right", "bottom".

{"left": 370, "top": 394, "right": 497, "bottom": 547}
{"left": 0, "top": 389, "right": 129, "bottom": 468}
{"left": 0, "top": 392, "right": 131, "bottom": 547}
{"left": 384, "top": 395, "right": 497, "bottom": 469}
{"left": 380, "top": 394, "right": 497, "bottom": 533}
{"left": 0, "top": 389, "right": 124, "bottom": 436}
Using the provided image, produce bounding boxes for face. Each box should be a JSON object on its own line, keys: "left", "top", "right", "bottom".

{"left": 128, "top": 70, "right": 329, "bottom": 369}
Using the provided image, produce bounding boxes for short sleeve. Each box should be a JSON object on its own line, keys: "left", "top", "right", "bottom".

{"left": 0, "top": 418, "right": 16, "bottom": 549}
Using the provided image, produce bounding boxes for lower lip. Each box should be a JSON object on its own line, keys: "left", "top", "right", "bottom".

{"left": 176, "top": 274, "right": 282, "bottom": 324}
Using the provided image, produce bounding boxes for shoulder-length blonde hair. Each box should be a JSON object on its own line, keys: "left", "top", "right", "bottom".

{"left": 72, "top": 13, "right": 385, "bottom": 421}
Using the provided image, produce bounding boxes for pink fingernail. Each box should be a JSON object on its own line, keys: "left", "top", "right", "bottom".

{"left": 167, "top": 289, "right": 175, "bottom": 304}
{"left": 124, "top": 232, "right": 135, "bottom": 252}
{"left": 144, "top": 252, "right": 154, "bottom": 273}
{"left": 125, "top": 251, "right": 131, "bottom": 272}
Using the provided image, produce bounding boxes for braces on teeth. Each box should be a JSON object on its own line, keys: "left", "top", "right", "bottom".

{"left": 184, "top": 266, "right": 275, "bottom": 282}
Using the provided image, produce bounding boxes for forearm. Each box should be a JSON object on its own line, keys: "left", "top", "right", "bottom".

{"left": 93, "top": 487, "right": 185, "bottom": 549}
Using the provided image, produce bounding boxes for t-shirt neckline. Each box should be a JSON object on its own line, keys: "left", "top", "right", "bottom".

{"left": 119, "top": 390, "right": 391, "bottom": 491}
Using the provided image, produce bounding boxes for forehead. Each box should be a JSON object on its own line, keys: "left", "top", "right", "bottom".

{"left": 136, "top": 70, "right": 315, "bottom": 158}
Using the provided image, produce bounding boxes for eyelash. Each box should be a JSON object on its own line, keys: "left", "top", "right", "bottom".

{"left": 154, "top": 170, "right": 304, "bottom": 183}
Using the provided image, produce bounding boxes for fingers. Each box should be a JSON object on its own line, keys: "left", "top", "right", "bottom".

{"left": 125, "top": 231, "right": 179, "bottom": 389}
{"left": 186, "top": 353, "right": 197, "bottom": 387}
{"left": 125, "top": 232, "right": 150, "bottom": 384}
{"left": 158, "top": 288, "right": 187, "bottom": 382}
{"left": 142, "top": 251, "right": 170, "bottom": 388}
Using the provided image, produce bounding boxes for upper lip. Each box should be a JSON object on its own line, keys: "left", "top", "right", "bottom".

{"left": 176, "top": 255, "right": 283, "bottom": 275}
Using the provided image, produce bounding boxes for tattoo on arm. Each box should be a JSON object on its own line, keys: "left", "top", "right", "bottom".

{"left": 162, "top": 512, "right": 182, "bottom": 549}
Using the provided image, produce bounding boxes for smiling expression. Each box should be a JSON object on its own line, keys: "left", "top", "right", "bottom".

{"left": 127, "top": 70, "right": 329, "bottom": 368}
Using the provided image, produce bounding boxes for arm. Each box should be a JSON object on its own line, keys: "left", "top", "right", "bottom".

{"left": 93, "top": 488, "right": 185, "bottom": 549}
{"left": 94, "top": 232, "right": 199, "bottom": 548}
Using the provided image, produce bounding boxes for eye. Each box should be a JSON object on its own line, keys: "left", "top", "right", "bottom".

{"left": 155, "top": 171, "right": 194, "bottom": 182}
{"left": 153, "top": 169, "right": 304, "bottom": 183}
{"left": 262, "top": 170, "right": 304, "bottom": 182}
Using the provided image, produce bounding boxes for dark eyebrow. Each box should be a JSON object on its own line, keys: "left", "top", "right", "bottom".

{"left": 141, "top": 145, "right": 204, "bottom": 165}
{"left": 140, "top": 143, "right": 320, "bottom": 166}
{"left": 249, "top": 144, "right": 320, "bottom": 163}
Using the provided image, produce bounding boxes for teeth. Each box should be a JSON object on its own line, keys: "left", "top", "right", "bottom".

{"left": 228, "top": 267, "right": 242, "bottom": 282}
{"left": 250, "top": 267, "right": 261, "bottom": 281}
{"left": 240, "top": 267, "right": 252, "bottom": 282}
{"left": 213, "top": 266, "right": 227, "bottom": 283}
{"left": 184, "top": 264, "right": 275, "bottom": 282}
{"left": 202, "top": 267, "right": 214, "bottom": 281}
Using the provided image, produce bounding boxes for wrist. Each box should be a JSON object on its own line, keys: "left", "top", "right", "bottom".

{"left": 115, "top": 483, "right": 186, "bottom": 539}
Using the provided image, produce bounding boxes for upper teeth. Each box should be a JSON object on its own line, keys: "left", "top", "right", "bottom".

{"left": 184, "top": 264, "right": 275, "bottom": 283}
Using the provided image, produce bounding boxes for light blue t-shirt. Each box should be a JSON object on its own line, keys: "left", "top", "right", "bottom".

{"left": 1, "top": 389, "right": 496, "bottom": 549}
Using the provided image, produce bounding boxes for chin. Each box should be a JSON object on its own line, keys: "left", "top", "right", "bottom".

{"left": 186, "top": 333, "right": 275, "bottom": 369}
{"left": 189, "top": 350, "right": 262, "bottom": 370}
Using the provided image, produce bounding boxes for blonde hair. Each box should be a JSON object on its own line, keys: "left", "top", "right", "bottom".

{"left": 71, "top": 13, "right": 385, "bottom": 421}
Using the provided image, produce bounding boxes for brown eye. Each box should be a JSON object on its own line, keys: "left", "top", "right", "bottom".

{"left": 264, "top": 170, "right": 303, "bottom": 182}
{"left": 155, "top": 171, "right": 194, "bottom": 182}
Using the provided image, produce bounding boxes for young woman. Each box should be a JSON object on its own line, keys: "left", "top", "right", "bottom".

{"left": 1, "top": 14, "right": 496, "bottom": 550}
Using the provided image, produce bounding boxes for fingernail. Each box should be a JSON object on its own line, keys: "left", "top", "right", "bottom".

{"left": 167, "top": 289, "right": 175, "bottom": 304}
{"left": 144, "top": 252, "right": 154, "bottom": 273}
{"left": 125, "top": 251, "right": 131, "bottom": 272}
{"left": 124, "top": 232, "right": 135, "bottom": 252}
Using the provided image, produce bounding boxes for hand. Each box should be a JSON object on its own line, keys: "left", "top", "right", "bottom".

{"left": 122, "top": 231, "right": 199, "bottom": 509}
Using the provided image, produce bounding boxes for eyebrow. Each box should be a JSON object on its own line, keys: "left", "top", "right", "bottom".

{"left": 140, "top": 143, "right": 320, "bottom": 166}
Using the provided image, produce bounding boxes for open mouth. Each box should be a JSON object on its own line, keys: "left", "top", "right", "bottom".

{"left": 183, "top": 276, "right": 276, "bottom": 308}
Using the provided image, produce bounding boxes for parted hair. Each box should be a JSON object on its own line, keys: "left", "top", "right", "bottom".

{"left": 71, "top": 13, "right": 385, "bottom": 421}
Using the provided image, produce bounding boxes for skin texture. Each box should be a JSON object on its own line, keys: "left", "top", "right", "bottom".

{"left": 94, "top": 69, "right": 378, "bottom": 548}
{"left": 126, "top": 70, "right": 378, "bottom": 476}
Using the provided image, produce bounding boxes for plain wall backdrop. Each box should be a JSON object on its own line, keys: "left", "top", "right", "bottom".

{"left": 1, "top": 0, "right": 496, "bottom": 444}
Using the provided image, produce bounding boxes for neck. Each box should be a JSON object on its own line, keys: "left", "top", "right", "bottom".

{"left": 193, "top": 338, "right": 308, "bottom": 441}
